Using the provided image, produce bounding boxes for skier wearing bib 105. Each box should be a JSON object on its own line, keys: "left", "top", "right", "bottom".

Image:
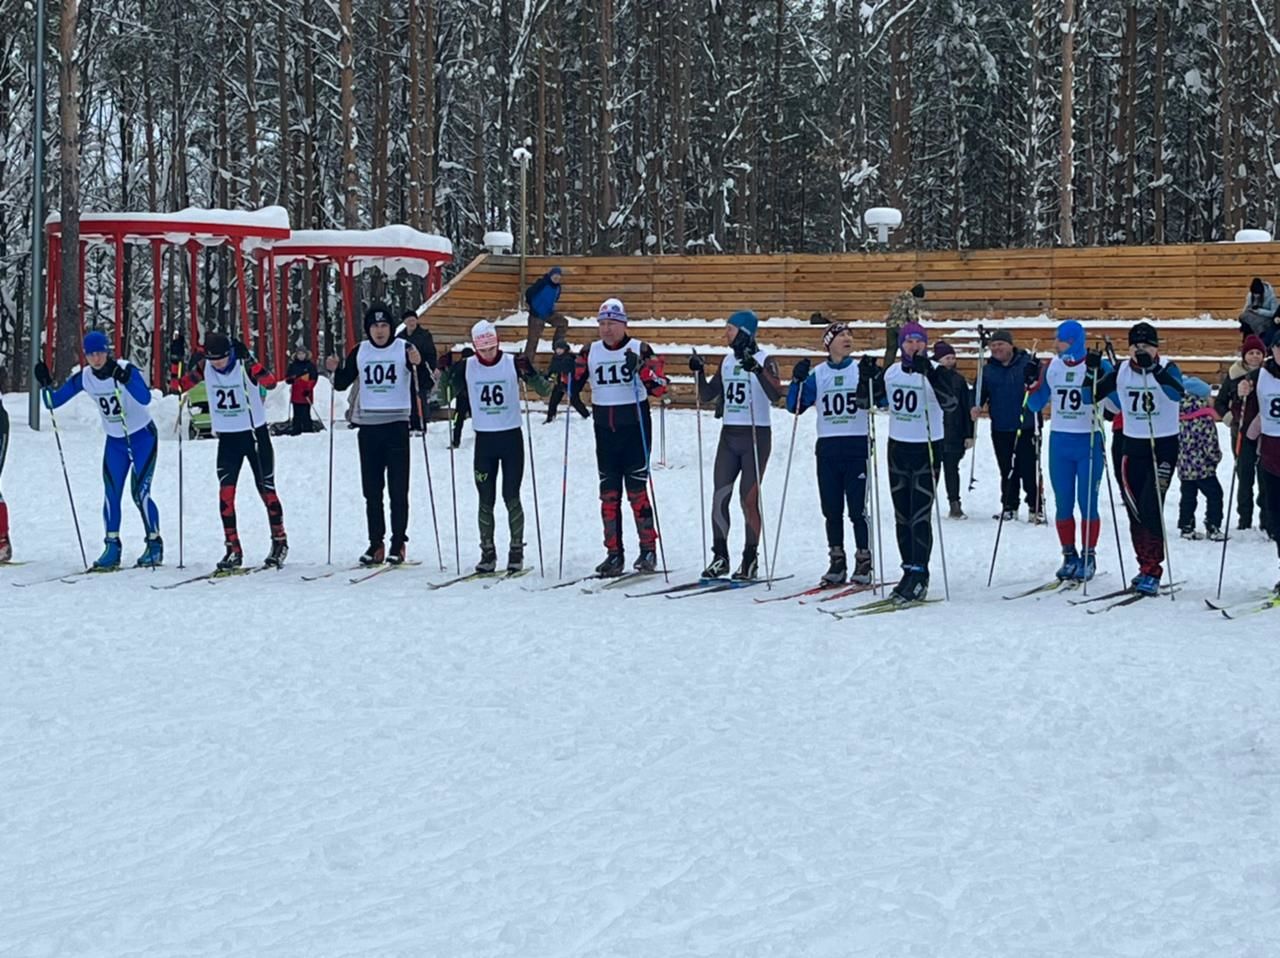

{"left": 436, "top": 320, "right": 551, "bottom": 574}
{"left": 569, "top": 297, "right": 669, "bottom": 577}
{"left": 1093, "top": 322, "right": 1185, "bottom": 596}
{"left": 326, "top": 303, "right": 425, "bottom": 566}
{"left": 172, "top": 331, "right": 288, "bottom": 571}
{"left": 872, "top": 321, "right": 956, "bottom": 604}
{"left": 34, "top": 331, "right": 163, "bottom": 569}
{"left": 785, "top": 322, "right": 878, "bottom": 586}
{"left": 688, "top": 310, "right": 784, "bottom": 581}
{"left": 1025, "top": 320, "right": 1112, "bottom": 582}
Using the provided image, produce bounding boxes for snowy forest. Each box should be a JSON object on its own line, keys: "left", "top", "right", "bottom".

{"left": 3, "top": 0, "right": 1280, "bottom": 384}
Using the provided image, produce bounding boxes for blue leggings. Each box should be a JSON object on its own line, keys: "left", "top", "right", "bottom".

{"left": 103, "top": 424, "right": 160, "bottom": 536}
{"left": 1048, "top": 430, "right": 1103, "bottom": 548}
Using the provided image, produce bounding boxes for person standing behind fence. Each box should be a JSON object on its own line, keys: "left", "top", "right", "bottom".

{"left": 1240, "top": 277, "right": 1280, "bottom": 348}
{"left": 523, "top": 266, "right": 564, "bottom": 359}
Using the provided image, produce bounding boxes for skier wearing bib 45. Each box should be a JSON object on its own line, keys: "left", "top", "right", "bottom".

{"left": 436, "top": 320, "right": 551, "bottom": 573}
{"left": 569, "top": 297, "right": 669, "bottom": 577}
{"left": 172, "top": 332, "right": 288, "bottom": 570}
{"left": 35, "top": 331, "right": 162, "bottom": 569}
{"left": 872, "top": 322, "right": 957, "bottom": 604}
{"left": 689, "top": 310, "right": 783, "bottom": 580}
{"left": 1094, "top": 322, "right": 1185, "bottom": 596}
{"left": 1025, "top": 320, "right": 1111, "bottom": 581}
{"left": 327, "top": 303, "right": 426, "bottom": 566}
{"left": 785, "top": 322, "right": 877, "bottom": 585}
{"left": 1241, "top": 338, "right": 1280, "bottom": 593}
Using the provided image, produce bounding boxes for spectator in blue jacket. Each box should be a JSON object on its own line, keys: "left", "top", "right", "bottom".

{"left": 523, "top": 266, "right": 564, "bottom": 359}
{"left": 971, "top": 329, "right": 1043, "bottom": 521}
{"left": 1240, "top": 277, "right": 1280, "bottom": 347}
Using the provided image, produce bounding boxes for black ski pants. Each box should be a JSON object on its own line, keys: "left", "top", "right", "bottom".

{"left": 711, "top": 425, "right": 772, "bottom": 553}
{"left": 816, "top": 435, "right": 869, "bottom": 551}
{"left": 358, "top": 421, "right": 410, "bottom": 545}
{"left": 992, "top": 426, "right": 1041, "bottom": 512}
{"left": 888, "top": 438, "right": 942, "bottom": 571}
{"left": 216, "top": 426, "right": 285, "bottom": 541}
{"left": 474, "top": 428, "right": 525, "bottom": 549}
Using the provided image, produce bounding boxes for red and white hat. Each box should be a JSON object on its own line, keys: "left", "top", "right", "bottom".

{"left": 597, "top": 298, "right": 627, "bottom": 324}
{"left": 470, "top": 320, "right": 499, "bottom": 351}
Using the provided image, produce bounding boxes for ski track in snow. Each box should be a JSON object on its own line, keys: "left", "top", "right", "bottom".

{"left": 3, "top": 388, "right": 1280, "bottom": 956}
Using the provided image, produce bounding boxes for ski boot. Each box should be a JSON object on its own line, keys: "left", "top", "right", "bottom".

{"left": 359, "top": 541, "right": 385, "bottom": 566}
{"left": 821, "top": 547, "right": 847, "bottom": 586}
{"left": 1077, "top": 549, "right": 1097, "bottom": 582}
{"left": 994, "top": 509, "right": 1017, "bottom": 522}
{"left": 387, "top": 538, "right": 407, "bottom": 566}
{"left": 633, "top": 549, "right": 657, "bottom": 573}
{"left": 1029, "top": 509, "right": 1047, "bottom": 525}
{"left": 1237, "top": 517, "right": 1252, "bottom": 531}
{"left": 891, "top": 565, "right": 929, "bottom": 604}
{"left": 476, "top": 543, "right": 498, "bottom": 574}
{"left": 0, "top": 502, "right": 10, "bottom": 562}
{"left": 1055, "top": 547, "right": 1080, "bottom": 581}
{"left": 701, "top": 549, "right": 731, "bottom": 580}
{"left": 595, "top": 551, "right": 625, "bottom": 578}
{"left": 851, "top": 548, "right": 874, "bottom": 585}
{"left": 507, "top": 544, "right": 524, "bottom": 574}
{"left": 1179, "top": 526, "right": 1202, "bottom": 541}
{"left": 92, "top": 534, "right": 123, "bottom": 571}
{"left": 264, "top": 536, "right": 289, "bottom": 569}
{"left": 1204, "top": 525, "right": 1226, "bottom": 542}
{"left": 1132, "top": 573, "right": 1160, "bottom": 597}
{"left": 0, "top": 536, "right": 10, "bottom": 564}
{"left": 948, "top": 500, "right": 967, "bottom": 519}
{"left": 732, "top": 547, "right": 759, "bottom": 581}
{"left": 135, "top": 534, "right": 164, "bottom": 568}
{"left": 217, "top": 540, "right": 244, "bottom": 572}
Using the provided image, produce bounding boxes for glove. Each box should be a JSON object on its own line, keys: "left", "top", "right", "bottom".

{"left": 460, "top": 347, "right": 475, "bottom": 359}
{"left": 858, "top": 354, "right": 880, "bottom": 381}
{"left": 730, "top": 328, "right": 754, "bottom": 358}
{"left": 548, "top": 353, "right": 575, "bottom": 376}
{"left": 1023, "top": 361, "right": 1040, "bottom": 387}
{"left": 1134, "top": 350, "right": 1155, "bottom": 370}
{"left": 688, "top": 353, "right": 705, "bottom": 373}
{"left": 246, "top": 362, "right": 265, "bottom": 385}
{"left": 40, "top": 387, "right": 54, "bottom": 410}
{"left": 168, "top": 379, "right": 182, "bottom": 394}
{"left": 1084, "top": 349, "right": 1103, "bottom": 371}
{"left": 515, "top": 354, "right": 534, "bottom": 379}
{"left": 34, "top": 361, "right": 52, "bottom": 388}
{"left": 740, "top": 352, "right": 761, "bottom": 373}
{"left": 790, "top": 358, "right": 811, "bottom": 383}
{"left": 909, "top": 353, "right": 933, "bottom": 376}
{"left": 624, "top": 351, "right": 640, "bottom": 375}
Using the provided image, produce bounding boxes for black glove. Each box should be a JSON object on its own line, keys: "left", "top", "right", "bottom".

{"left": 624, "top": 351, "right": 640, "bottom": 375}
{"left": 1151, "top": 363, "right": 1181, "bottom": 390}
{"left": 460, "top": 347, "right": 475, "bottom": 359}
{"left": 34, "top": 361, "right": 52, "bottom": 388}
{"left": 790, "top": 358, "right": 811, "bottom": 383}
{"left": 1023, "top": 360, "right": 1040, "bottom": 387}
{"left": 740, "top": 351, "right": 761, "bottom": 373}
{"left": 104, "top": 358, "right": 131, "bottom": 385}
{"left": 515, "top": 354, "right": 534, "bottom": 379}
{"left": 1133, "top": 350, "right": 1155, "bottom": 370}
{"left": 730, "top": 328, "right": 754, "bottom": 359}
{"left": 858, "top": 354, "right": 880, "bottom": 382}
{"left": 1084, "top": 349, "right": 1102, "bottom": 371}
{"left": 688, "top": 353, "right": 705, "bottom": 373}
{"left": 548, "top": 353, "right": 575, "bottom": 376}
{"left": 909, "top": 353, "right": 933, "bottom": 376}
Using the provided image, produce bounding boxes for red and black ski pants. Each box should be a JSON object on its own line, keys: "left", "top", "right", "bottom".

{"left": 594, "top": 418, "right": 656, "bottom": 554}
{"left": 1120, "top": 434, "right": 1178, "bottom": 578}
{"left": 216, "top": 426, "right": 284, "bottom": 543}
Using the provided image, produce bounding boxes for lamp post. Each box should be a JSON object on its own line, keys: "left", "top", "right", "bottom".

{"left": 29, "top": 0, "right": 47, "bottom": 430}
{"left": 513, "top": 144, "right": 532, "bottom": 296}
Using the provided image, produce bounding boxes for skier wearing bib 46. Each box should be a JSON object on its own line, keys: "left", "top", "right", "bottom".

{"left": 327, "top": 303, "right": 426, "bottom": 566}
{"left": 436, "top": 320, "right": 551, "bottom": 573}
{"left": 872, "top": 322, "right": 957, "bottom": 604}
{"left": 1094, "top": 322, "right": 1185, "bottom": 596}
{"left": 1025, "top": 320, "right": 1110, "bottom": 581}
{"left": 35, "top": 331, "right": 162, "bottom": 569}
{"left": 172, "top": 332, "right": 287, "bottom": 570}
{"left": 689, "top": 310, "right": 783, "bottom": 580}
{"left": 785, "top": 322, "right": 877, "bottom": 585}
{"left": 570, "top": 298, "right": 669, "bottom": 576}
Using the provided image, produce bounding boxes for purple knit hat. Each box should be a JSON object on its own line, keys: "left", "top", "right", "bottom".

{"left": 899, "top": 321, "right": 927, "bottom": 361}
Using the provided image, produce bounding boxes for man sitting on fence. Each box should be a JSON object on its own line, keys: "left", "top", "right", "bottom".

{"left": 1240, "top": 277, "right": 1280, "bottom": 348}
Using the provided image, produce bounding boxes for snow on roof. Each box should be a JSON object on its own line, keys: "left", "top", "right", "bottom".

{"left": 272, "top": 225, "right": 453, "bottom": 276}
{"left": 46, "top": 206, "right": 291, "bottom": 251}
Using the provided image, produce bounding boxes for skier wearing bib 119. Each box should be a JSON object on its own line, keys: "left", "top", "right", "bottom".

{"left": 35, "top": 331, "right": 163, "bottom": 569}
{"left": 436, "top": 320, "right": 551, "bottom": 574}
{"left": 1025, "top": 320, "right": 1111, "bottom": 582}
{"left": 569, "top": 297, "right": 668, "bottom": 577}
{"left": 872, "top": 321, "right": 956, "bottom": 604}
{"left": 689, "top": 310, "right": 783, "bottom": 581}
{"left": 172, "top": 332, "right": 288, "bottom": 571}
{"left": 326, "top": 303, "right": 426, "bottom": 566}
{"left": 785, "top": 322, "right": 877, "bottom": 586}
{"left": 1094, "top": 322, "right": 1185, "bottom": 596}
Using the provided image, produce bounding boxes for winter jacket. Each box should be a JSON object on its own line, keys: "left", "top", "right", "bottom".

{"left": 1213, "top": 360, "right": 1261, "bottom": 437}
{"left": 285, "top": 359, "right": 318, "bottom": 405}
{"left": 398, "top": 326, "right": 438, "bottom": 378}
{"left": 1177, "top": 379, "right": 1221, "bottom": 482}
{"left": 1243, "top": 281, "right": 1279, "bottom": 321}
{"left": 977, "top": 348, "right": 1038, "bottom": 432}
{"left": 1245, "top": 359, "right": 1280, "bottom": 477}
{"left": 525, "top": 269, "right": 563, "bottom": 321}
{"left": 883, "top": 290, "right": 922, "bottom": 353}
{"left": 935, "top": 366, "right": 974, "bottom": 452}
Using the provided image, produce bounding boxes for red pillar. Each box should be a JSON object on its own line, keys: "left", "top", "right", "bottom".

{"left": 233, "top": 242, "right": 252, "bottom": 348}
{"left": 255, "top": 253, "right": 268, "bottom": 361}
{"left": 151, "top": 240, "right": 163, "bottom": 387}
{"left": 187, "top": 241, "right": 200, "bottom": 345}
{"left": 310, "top": 263, "right": 322, "bottom": 356}
{"left": 113, "top": 234, "right": 126, "bottom": 357}
{"left": 271, "top": 254, "right": 285, "bottom": 377}
{"left": 77, "top": 241, "right": 87, "bottom": 366}
{"left": 44, "top": 233, "right": 59, "bottom": 368}
{"left": 339, "top": 259, "right": 356, "bottom": 350}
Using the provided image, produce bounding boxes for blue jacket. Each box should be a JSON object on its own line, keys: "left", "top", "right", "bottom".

{"left": 525, "top": 269, "right": 562, "bottom": 320}
{"left": 49, "top": 363, "right": 151, "bottom": 410}
{"left": 978, "top": 349, "right": 1037, "bottom": 431}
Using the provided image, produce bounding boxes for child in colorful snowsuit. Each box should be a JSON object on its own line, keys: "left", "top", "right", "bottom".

{"left": 1176, "top": 377, "right": 1224, "bottom": 541}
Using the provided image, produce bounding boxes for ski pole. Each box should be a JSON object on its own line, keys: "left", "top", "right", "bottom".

{"left": 985, "top": 388, "right": 1034, "bottom": 586}
{"left": 922, "top": 375, "right": 951, "bottom": 601}
{"left": 693, "top": 348, "right": 709, "bottom": 568}
{"left": 659, "top": 400, "right": 667, "bottom": 468}
{"left": 448, "top": 403, "right": 461, "bottom": 574}
{"left": 1216, "top": 423, "right": 1245, "bottom": 599}
{"left": 1081, "top": 359, "right": 1102, "bottom": 596}
{"left": 326, "top": 356, "right": 336, "bottom": 564}
{"left": 176, "top": 367, "right": 186, "bottom": 569}
{"left": 1099, "top": 337, "right": 1129, "bottom": 585}
{"left": 519, "top": 376, "right": 546, "bottom": 578}
{"left": 866, "top": 367, "right": 887, "bottom": 596}
{"left": 630, "top": 361, "right": 670, "bottom": 583}
{"left": 44, "top": 393, "right": 89, "bottom": 570}
{"left": 557, "top": 365, "right": 573, "bottom": 579}
{"left": 412, "top": 365, "right": 446, "bottom": 571}
{"left": 968, "top": 323, "right": 987, "bottom": 492}
{"left": 1141, "top": 366, "right": 1176, "bottom": 601}
{"left": 744, "top": 365, "right": 772, "bottom": 589}
{"left": 767, "top": 390, "right": 801, "bottom": 582}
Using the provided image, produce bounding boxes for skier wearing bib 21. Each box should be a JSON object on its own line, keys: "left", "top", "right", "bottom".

{"left": 172, "top": 332, "right": 288, "bottom": 571}
{"left": 327, "top": 303, "right": 425, "bottom": 566}
{"left": 1025, "top": 320, "right": 1111, "bottom": 582}
{"left": 1094, "top": 322, "right": 1185, "bottom": 596}
{"left": 436, "top": 320, "right": 551, "bottom": 574}
{"left": 570, "top": 298, "right": 668, "bottom": 577}
{"left": 35, "top": 331, "right": 163, "bottom": 569}
{"left": 785, "top": 322, "right": 878, "bottom": 586}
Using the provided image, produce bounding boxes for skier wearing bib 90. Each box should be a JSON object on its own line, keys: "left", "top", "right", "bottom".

{"left": 326, "top": 303, "right": 425, "bottom": 566}
{"left": 1025, "top": 320, "right": 1111, "bottom": 582}
{"left": 35, "top": 331, "right": 163, "bottom": 569}
{"left": 172, "top": 331, "right": 287, "bottom": 571}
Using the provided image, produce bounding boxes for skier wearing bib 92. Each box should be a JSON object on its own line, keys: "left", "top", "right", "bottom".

{"left": 35, "top": 330, "right": 163, "bottom": 569}
{"left": 172, "top": 331, "right": 288, "bottom": 571}
{"left": 326, "top": 303, "right": 425, "bottom": 566}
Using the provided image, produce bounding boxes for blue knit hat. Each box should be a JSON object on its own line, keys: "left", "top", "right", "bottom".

{"left": 1183, "top": 376, "right": 1211, "bottom": 399}
{"left": 1055, "top": 320, "right": 1086, "bottom": 361}
{"left": 83, "top": 330, "right": 110, "bottom": 355}
{"left": 728, "top": 310, "right": 759, "bottom": 338}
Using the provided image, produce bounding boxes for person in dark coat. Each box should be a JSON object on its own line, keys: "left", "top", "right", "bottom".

{"left": 932, "top": 341, "right": 974, "bottom": 518}
{"left": 1240, "top": 277, "right": 1280, "bottom": 347}
{"left": 399, "top": 310, "right": 438, "bottom": 432}
{"left": 522, "top": 266, "right": 564, "bottom": 358}
{"left": 285, "top": 347, "right": 319, "bottom": 435}
{"left": 544, "top": 337, "right": 589, "bottom": 423}
{"left": 971, "top": 329, "right": 1043, "bottom": 521}
{"left": 167, "top": 329, "right": 187, "bottom": 388}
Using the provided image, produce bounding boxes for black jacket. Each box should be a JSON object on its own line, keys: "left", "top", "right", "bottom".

{"left": 935, "top": 366, "right": 974, "bottom": 451}
{"left": 398, "top": 326, "right": 438, "bottom": 379}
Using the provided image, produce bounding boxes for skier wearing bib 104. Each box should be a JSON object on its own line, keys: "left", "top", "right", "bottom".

{"left": 784, "top": 322, "right": 877, "bottom": 586}
{"left": 34, "top": 331, "right": 162, "bottom": 569}
{"left": 688, "top": 310, "right": 784, "bottom": 580}
{"left": 871, "top": 322, "right": 956, "bottom": 604}
{"left": 569, "top": 297, "right": 669, "bottom": 577}
{"left": 1025, "top": 320, "right": 1112, "bottom": 582}
{"left": 171, "top": 331, "right": 288, "bottom": 571}
{"left": 1093, "top": 322, "right": 1185, "bottom": 596}
{"left": 326, "top": 303, "right": 425, "bottom": 566}
{"left": 437, "top": 320, "right": 552, "bottom": 574}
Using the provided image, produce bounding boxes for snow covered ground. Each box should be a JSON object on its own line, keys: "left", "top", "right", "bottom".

{"left": 3, "top": 384, "right": 1280, "bottom": 956}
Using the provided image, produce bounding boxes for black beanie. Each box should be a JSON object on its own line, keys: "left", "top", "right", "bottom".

{"left": 911, "top": 283, "right": 926, "bottom": 299}
{"left": 364, "top": 302, "right": 393, "bottom": 334}
{"left": 1251, "top": 277, "right": 1265, "bottom": 297}
{"left": 204, "top": 331, "right": 231, "bottom": 359}
{"left": 1128, "top": 322, "right": 1158, "bottom": 347}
